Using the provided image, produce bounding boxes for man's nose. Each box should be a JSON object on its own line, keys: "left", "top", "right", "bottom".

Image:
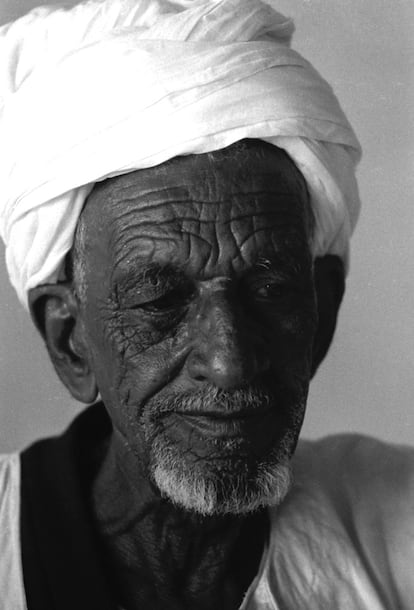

{"left": 186, "top": 294, "right": 269, "bottom": 390}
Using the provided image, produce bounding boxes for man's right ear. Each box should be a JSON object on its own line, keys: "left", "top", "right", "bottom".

{"left": 28, "top": 284, "right": 98, "bottom": 404}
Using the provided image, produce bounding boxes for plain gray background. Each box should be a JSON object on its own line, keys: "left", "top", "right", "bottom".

{"left": 0, "top": 0, "right": 413, "bottom": 453}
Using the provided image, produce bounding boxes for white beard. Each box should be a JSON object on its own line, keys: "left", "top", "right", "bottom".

{"left": 150, "top": 435, "right": 293, "bottom": 516}
{"left": 143, "top": 385, "right": 303, "bottom": 515}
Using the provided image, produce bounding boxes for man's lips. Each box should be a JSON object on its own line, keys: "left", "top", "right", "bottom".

{"left": 174, "top": 405, "right": 272, "bottom": 420}
{"left": 163, "top": 405, "right": 278, "bottom": 442}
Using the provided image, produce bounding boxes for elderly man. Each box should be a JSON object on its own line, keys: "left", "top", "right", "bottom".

{"left": 0, "top": 0, "right": 413, "bottom": 608}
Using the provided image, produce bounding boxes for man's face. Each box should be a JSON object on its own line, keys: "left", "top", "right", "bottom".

{"left": 79, "top": 141, "right": 317, "bottom": 515}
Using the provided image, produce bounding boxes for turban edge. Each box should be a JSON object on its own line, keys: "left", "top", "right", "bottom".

{"left": 0, "top": 0, "right": 361, "bottom": 307}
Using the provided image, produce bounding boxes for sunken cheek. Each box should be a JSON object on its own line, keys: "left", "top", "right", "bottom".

{"left": 100, "top": 306, "right": 189, "bottom": 411}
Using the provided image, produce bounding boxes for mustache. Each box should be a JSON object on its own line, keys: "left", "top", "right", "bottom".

{"left": 146, "top": 384, "right": 277, "bottom": 417}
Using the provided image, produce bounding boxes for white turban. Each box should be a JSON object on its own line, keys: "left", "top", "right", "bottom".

{"left": 0, "top": 0, "right": 361, "bottom": 307}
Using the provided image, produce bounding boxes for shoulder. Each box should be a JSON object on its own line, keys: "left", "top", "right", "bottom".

{"left": 271, "top": 434, "right": 414, "bottom": 609}
{"left": 293, "top": 434, "right": 414, "bottom": 533}
{"left": 294, "top": 433, "right": 414, "bottom": 497}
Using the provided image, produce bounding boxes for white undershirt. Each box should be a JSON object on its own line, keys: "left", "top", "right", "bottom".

{"left": 0, "top": 453, "right": 27, "bottom": 610}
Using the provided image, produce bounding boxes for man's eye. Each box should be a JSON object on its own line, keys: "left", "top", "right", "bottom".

{"left": 136, "top": 288, "right": 194, "bottom": 314}
{"left": 254, "top": 282, "right": 289, "bottom": 299}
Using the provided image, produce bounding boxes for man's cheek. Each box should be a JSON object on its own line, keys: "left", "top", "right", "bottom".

{"left": 110, "top": 332, "right": 182, "bottom": 419}
{"left": 267, "top": 308, "right": 317, "bottom": 364}
{"left": 110, "top": 311, "right": 163, "bottom": 355}
{"left": 96, "top": 313, "right": 168, "bottom": 402}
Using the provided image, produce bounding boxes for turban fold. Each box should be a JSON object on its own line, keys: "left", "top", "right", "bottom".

{"left": 0, "top": 0, "right": 361, "bottom": 307}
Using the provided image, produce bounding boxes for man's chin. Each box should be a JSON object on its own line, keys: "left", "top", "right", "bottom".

{"left": 142, "top": 384, "right": 304, "bottom": 515}
{"left": 150, "top": 438, "right": 293, "bottom": 516}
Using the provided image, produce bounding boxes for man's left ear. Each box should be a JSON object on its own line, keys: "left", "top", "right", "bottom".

{"left": 28, "top": 284, "right": 98, "bottom": 404}
{"left": 311, "top": 255, "right": 345, "bottom": 376}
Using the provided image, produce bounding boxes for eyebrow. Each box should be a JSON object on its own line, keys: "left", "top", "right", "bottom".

{"left": 253, "top": 252, "right": 311, "bottom": 277}
{"left": 112, "top": 262, "right": 188, "bottom": 294}
{"left": 110, "top": 247, "right": 311, "bottom": 297}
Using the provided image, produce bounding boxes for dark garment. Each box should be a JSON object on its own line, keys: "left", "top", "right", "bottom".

{"left": 20, "top": 403, "right": 116, "bottom": 610}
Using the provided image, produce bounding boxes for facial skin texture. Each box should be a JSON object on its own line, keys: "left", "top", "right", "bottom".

{"left": 30, "top": 140, "right": 345, "bottom": 609}
{"left": 75, "top": 140, "right": 316, "bottom": 512}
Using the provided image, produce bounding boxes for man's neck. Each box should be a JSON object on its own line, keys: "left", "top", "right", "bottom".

{"left": 90, "top": 434, "right": 269, "bottom": 610}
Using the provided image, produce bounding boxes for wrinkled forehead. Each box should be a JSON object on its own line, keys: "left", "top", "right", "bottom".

{"left": 79, "top": 140, "right": 313, "bottom": 278}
